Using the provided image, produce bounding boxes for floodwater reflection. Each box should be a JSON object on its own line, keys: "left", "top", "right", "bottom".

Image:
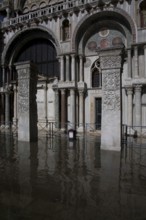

{"left": 0, "top": 132, "right": 146, "bottom": 220}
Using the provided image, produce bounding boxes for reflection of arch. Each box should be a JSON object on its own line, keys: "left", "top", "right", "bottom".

{"left": 72, "top": 8, "right": 136, "bottom": 52}
{"left": 2, "top": 26, "right": 61, "bottom": 65}
{"left": 91, "top": 59, "right": 102, "bottom": 88}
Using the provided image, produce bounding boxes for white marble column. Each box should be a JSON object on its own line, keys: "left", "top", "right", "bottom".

{"left": 61, "top": 89, "right": 67, "bottom": 131}
{"left": 54, "top": 89, "right": 59, "bottom": 129}
{"left": 78, "top": 90, "right": 84, "bottom": 132}
{"left": 13, "top": 84, "right": 17, "bottom": 127}
{"left": 60, "top": 56, "right": 64, "bottom": 81}
{"left": 126, "top": 87, "right": 133, "bottom": 126}
{"left": 134, "top": 46, "right": 139, "bottom": 78}
{"left": 66, "top": 55, "right": 70, "bottom": 81}
{"left": 71, "top": 54, "right": 75, "bottom": 81}
{"left": 44, "top": 83, "right": 48, "bottom": 126}
{"left": 79, "top": 55, "right": 83, "bottom": 82}
{"left": 134, "top": 84, "right": 142, "bottom": 133}
{"left": 2, "top": 66, "right": 5, "bottom": 88}
{"left": 127, "top": 48, "right": 132, "bottom": 78}
{"left": 70, "top": 89, "right": 75, "bottom": 129}
{"left": 144, "top": 45, "right": 146, "bottom": 78}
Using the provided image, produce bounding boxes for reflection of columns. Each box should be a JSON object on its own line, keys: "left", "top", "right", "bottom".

{"left": 127, "top": 48, "right": 132, "bottom": 78}
{"left": 134, "top": 84, "right": 142, "bottom": 132}
{"left": 61, "top": 89, "right": 66, "bottom": 131}
{"left": 60, "top": 56, "right": 64, "bottom": 81}
{"left": 79, "top": 55, "right": 83, "bottom": 82}
{"left": 5, "top": 91, "right": 10, "bottom": 127}
{"left": 71, "top": 54, "right": 75, "bottom": 81}
{"left": 144, "top": 45, "right": 146, "bottom": 78}
{"left": 78, "top": 90, "right": 84, "bottom": 131}
{"left": 54, "top": 89, "right": 59, "bottom": 129}
{"left": 126, "top": 87, "right": 133, "bottom": 126}
{"left": 70, "top": 89, "right": 75, "bottom": 129}
{"left": 134, "top": 46, "right": 139, "bottom": 78}
{"left": 66, "top": 55, "right": 70, "bottom": 81}
{"left": 13, "top": 85, "right": 17, "bottom": 126}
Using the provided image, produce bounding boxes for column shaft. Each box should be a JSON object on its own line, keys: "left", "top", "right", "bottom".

{"left": 71, "top": 55, "right": 75, "bottom": 81}
{"left": 55, "top": 89, "right": 59, "bottom": 129}
{"left": 79, "top": 55, "right": 83, "bottom": 82}
{"left": 134, "top": 84, "right": 142, "bottom": 132}
{"left": 44, "top": 84, "right": 48, "bottom": 125}
{"left": 126, "top": 87, "right": 133, "bottom": 126}
{"left": 13, "top": 85, "right": 17, "bottom": 126}
{"left": 61, "top": 89, "right": 67, "bottom": 130}
{"left": 127, "top": 49, "right": 132, "bottom": 78}
{"left": 78, "top": 90, "right": 84, "bottom": 131}
{"left": 66, "top": 55, "right": 70, "bottom": 81}
{"left": 5, "top": 92, "right": 10, "bottom": 127}
{"left": 0, "top": 93, "right": 5, "bottom": 126}
{"left": 134, "top": 46, "right": 139, "bottom": 78}
{"left": 70, "top": 89, "right": 75, "bottom": 129}
{"left": 60, "top": 56, "right": 64, "bottom": 81}
{"left": 144, "top": 46, "right": 146, "bottom": 78}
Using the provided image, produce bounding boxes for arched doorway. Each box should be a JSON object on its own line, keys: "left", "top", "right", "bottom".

{"left": 1, "top": 29, "right": 60, "bottom": 129}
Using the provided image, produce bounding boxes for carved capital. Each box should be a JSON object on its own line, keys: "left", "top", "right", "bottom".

{"left": 134, "top": 84, "right": 142, "bottom": 93}
{"left": 125, "top": 86, "right": 133, "bottom": 95}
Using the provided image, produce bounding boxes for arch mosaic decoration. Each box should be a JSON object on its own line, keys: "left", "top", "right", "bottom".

{"left": 71, "top": 7, "right": 137, "bottom": 52}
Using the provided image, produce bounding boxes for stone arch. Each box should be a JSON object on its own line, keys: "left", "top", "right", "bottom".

{"left": 2, "top": 26, "right": 61, "bottom": 66}
{"left": 71, "top": 7, "right": 137, "bottom": 52}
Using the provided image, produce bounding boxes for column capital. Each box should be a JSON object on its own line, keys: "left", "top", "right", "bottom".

{"left": 70, "top": 89, "right": 75, "bottom": 95}
{"left": 61, "top": 89, "right": 66, "bottom": 95}
{"left": 134, "top": 84, "right": 142, "bottom": 92}
{"left": 125, "top": 86, "right": 133, "bottom": 95}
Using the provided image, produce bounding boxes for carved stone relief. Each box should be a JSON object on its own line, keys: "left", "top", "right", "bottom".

{"left": 100, "top": 55, "right": 121, "bottom": 69}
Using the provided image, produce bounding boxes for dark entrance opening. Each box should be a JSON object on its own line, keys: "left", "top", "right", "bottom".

{"left": 95, "top": 98, "right": 102, "bottom": 130}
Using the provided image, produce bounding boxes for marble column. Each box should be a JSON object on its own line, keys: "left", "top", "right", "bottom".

{"left": 70, "top": 89, "right": 75, "bottom": 129}
{"left": 127, "top": 48, "right": 132, "bottom": 78}
{"left": 5, "top": 91, "right": 10, "bottom": 128}
{"left": 71, "top": 54, "right": 75, "bottom": 81}
{"left": 144, "top": 45, "right": 146, "bottom": 78}
{"left": 61, "top": 89, "right": 66, "bottom": 131}
{"left": 43, "top": 83, "right": 48, "bottom": 126}
{"left": 126, "top": 87, "right": 133, "bottom": 126}
{"left": 2, "top": 66, "right": 5, "bottom": 88}
{"left": 100, "top": 48, "right": 123, "bottom": 151}
{"left": 134, "top": 46, "right": 139, "bottom": 78}
{"left": 78, "top": 90, "right": 84, "bottom": 132}
{"left": 60, "top": 56, "right": 64, "bottom": 81}
{"left": 79, "top": 55, "right": 83, "bottom": 82}
{"left": 13, "top": 84, "right": 17, "bottom": 127}
{"left": 16, "top": 61, "right": 38, "bottom": 142}
{"left": 134, "top": 84, "right": 142, "bottom": 134}
{"left": 0, "top": 93, "right": 5, "bottom": 127}
{"left": 66, "top": 55, "right": 70, "bottom": 81}
{"left": 54, "top": 89, "right": 59, "bottom": 129}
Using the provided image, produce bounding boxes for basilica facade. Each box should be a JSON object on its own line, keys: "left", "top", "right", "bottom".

{"left": 0, "top": 0, "right": 146, "bottom": 149}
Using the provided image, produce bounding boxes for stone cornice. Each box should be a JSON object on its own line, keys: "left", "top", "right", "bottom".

{"left": 124, "top": 77, "right": 146, "bottom": 86}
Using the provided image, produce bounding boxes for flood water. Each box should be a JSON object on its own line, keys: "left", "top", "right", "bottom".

{"left": 0, "top": 132, "right": 146, "bottom": 220}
